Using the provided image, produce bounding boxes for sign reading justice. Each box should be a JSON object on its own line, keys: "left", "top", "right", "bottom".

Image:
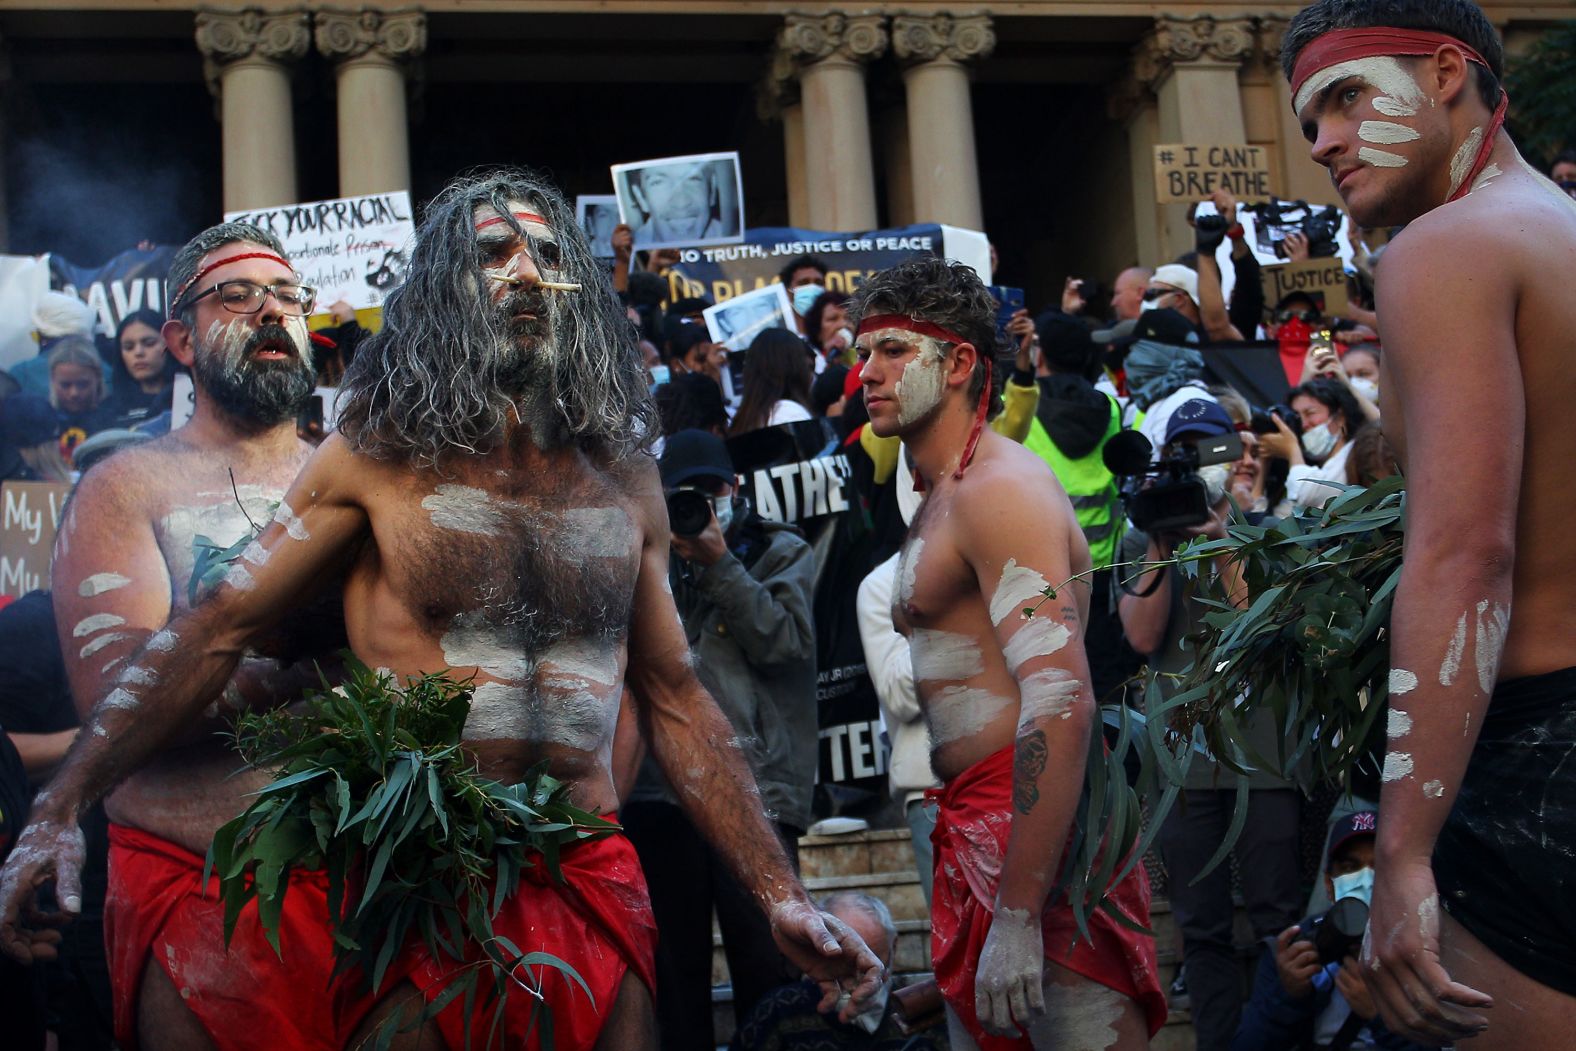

{"left": 1154, "top": 144, "right": 1272, "bottom": 203}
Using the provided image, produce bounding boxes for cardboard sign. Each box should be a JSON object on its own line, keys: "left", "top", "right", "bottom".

{"left": 1262, "top": 257, "right": 1351, "bottom": 317}
{"left": 1154, "top": 144, "right": 1272, "bottom": 203}
{"left": 225, "top": 192, "right": 415, "bottom": 312}
{"left": 0, "top": 481, "right": 72, "bottom": 598}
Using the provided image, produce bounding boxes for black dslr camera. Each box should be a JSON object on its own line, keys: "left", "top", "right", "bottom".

{"left": 666, "top": 488, "right": 715, "bottom": 538}
{"left": 1256, "top": 198, "right": 1344, "bottom": 259}
{"left": 1296, "top": 896, "right": 1369, "bottom": 965}
{"left": 1104, "top": 429, "right": 1243, "bottom": 534}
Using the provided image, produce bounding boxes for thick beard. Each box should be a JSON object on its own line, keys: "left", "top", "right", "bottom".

{"left": 192, "top": 319, "right": 315, "bottom": 426}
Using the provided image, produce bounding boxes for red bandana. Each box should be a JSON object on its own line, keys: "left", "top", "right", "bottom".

{"left": 1290, "top": 27, "right": 1507, "bottom": 203}
{"left": 475, "top": 211, "right": 550, "bottom": 231}
{"left": 169, "top": 251, "right": 294, "bottom": 317}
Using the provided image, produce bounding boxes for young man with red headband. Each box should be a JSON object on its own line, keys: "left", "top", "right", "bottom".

{"left": 1284, "top": 2, "right": 1576, "bottom": 1047}
{"left": 0, "top": 173, "right": 882, "bottom": 1050}
{"left": 7, "top": 222, "right": 331, "bottom": 1046}
{"left": 853, "top": 256, "right": 1164, "bottom": 1049}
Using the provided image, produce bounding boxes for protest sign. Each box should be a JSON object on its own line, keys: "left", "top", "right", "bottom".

{"left": 225, "top": 191, "right": 414, "bottom": 312}
{"left": 1154, "top": 144, "right": 1272, "bottom": 203}
{"left": 702, "top": 283, "right": 793, "bottom": 351}
{"left": 49, "top": 245, "right": 177, "bottom": 336}
{"left": 653, "top": 223, "right": 985, "bottom": 307}
{"left": 611, "top": 152, "right": 745, "bottom": 251}
{"left": 576, "top": 195, "right": 620, "bottom": 261}
{"left": 1262, "top": 257, "right": 1350, "bottom": 316}
{"left": 0, "top": 481, "right": 71, "bottom": 598}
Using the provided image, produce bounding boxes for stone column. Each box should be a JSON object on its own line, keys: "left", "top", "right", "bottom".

{"left": 1258, "top": 16, "right": 1339, "bottom": 207}
{"left": 759, "top": 48, "right": 810, "bottom": 227}
{"left": 196, "top": 7, "right": 311, "bottom": 212}
{"left": 891, "top": 13, "right": 994, "bottom": 231}
{"left": 316, "top": 8, "right": 426, "bottom": 198}
{"left": 775, "top": 13, "right": 886, "bottom": 231}
{"left": 1109, "top": 77, "right": 1162, "bottom": 271}
{"left": 1133, "top": 15, "right": 1254, "bottom": 258}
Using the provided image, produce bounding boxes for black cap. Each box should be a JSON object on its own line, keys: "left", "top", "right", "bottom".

{"left": 1037, "top": 313, "right": 1097, "bottom": 373}
{"left": 1131, "top": 308, "right": 1198, "bottom": 347}
{"left": 1, "top": 394, "right": 61, "bottom": 448}
{"left": 659, "top": 429, "right": 736, "bottom": 488}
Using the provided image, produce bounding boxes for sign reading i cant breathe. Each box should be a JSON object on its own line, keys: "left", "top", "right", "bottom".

{"left": 0, "top": 481, "right": 72, "bottom": 598}
{"left": 1154, "top": 144, "right": 1273, "bottom": 203}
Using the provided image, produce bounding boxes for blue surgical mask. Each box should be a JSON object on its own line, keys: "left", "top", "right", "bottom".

{"left": 1331, "top": 866, "right": 1375, "bottom": 908}
{"left": 649, "top": 364, "right": 670, "bottom": 390}
{"left": 792, "top": 283, "right": 825, "bottom": 317}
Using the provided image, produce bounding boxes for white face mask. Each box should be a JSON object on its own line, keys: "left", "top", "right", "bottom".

{"left": 849, "top": 975, "right": 892, "bottom": 1035}
{"left": 792, "top": 283, "right": 825, "bottom": 317}
{"left": 1301, "top": 421, "right": 1339, "bottom": 462}
{"left": 1198, "top": 463, "right": 1232, "bottom": 506}
{"left": 1349, "top": 376, "right": 1379, "bottom": 402}
{"left": 713, "top": 494, "right": 734, "bottom": 535}
{"left": 1331, "top": 866, "right": 1375, "bottom": 908}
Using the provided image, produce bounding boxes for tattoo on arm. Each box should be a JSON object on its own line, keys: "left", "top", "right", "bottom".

{"left": 1013, "top": 729, "right": 1048, "bottom": 814}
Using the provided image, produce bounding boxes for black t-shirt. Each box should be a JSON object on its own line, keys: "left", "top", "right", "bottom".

{"left": 0, "top": 591, "right": 76, "bottom": 734}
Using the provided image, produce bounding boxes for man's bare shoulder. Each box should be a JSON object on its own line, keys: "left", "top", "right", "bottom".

{"left": 1390, "top": 167, "right": 1575, "bottom": 274}
{"left": 69, "top": 434, "right": 201, "bottom": 517}
{"left": 604, "top": 446, "right": 663, "bottom": 537}
{"left": 948, "top": 433, "right": 1074, "bottom": 532}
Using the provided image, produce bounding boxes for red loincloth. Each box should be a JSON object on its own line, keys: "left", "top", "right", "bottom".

{"left": 105, "top": 821, "right": 657, "bottom": 1050}
{"left": 928, "top": 746, "right": 1167, "bottom": 1047}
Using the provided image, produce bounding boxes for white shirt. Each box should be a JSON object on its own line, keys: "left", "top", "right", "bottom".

{"left": 1286, "top": 441, "right": 1354, "bottom": 510}
{"left": 767, "top": 400, "right": 813, "bottom": 426}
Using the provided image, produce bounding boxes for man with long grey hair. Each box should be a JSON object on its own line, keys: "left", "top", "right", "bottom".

{"left": 0, "top": 170, "right": 883, "bottom": 1050}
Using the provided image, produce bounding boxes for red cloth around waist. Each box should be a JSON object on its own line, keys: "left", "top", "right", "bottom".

{"left": 928, "top": 746, "right": 1167, "bottom": 1047}
{"left": 105, "top": 819, "right": 656, "bottom": 1051}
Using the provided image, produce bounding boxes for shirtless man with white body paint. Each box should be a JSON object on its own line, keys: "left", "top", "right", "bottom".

{"left": 0, "top": 172, "right": 880, "bottom": 1051}
{"left": 852, "top": 257, "right": 1164, "bottom": 1050}
{"left": 1285, "top": 2, "right": 1576, "bottom": 1047}
{"left": 24, "top": 223, "right": 330, "bottom": 1048}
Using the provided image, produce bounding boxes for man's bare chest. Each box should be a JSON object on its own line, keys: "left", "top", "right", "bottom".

{"left": 149, "top": 474, "right": 294, "bottom": 611}
{"left": 376, "top": 470, "right": 644, "bottom": 649}
{"left": 891, "top": 500, "right": 978, "bottom": 636}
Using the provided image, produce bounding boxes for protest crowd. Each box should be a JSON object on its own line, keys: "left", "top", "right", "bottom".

{"left": 0, "top": 2, "right": 1572, "bottom": 1050}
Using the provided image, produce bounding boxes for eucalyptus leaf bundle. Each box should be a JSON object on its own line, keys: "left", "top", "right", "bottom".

{"left": 207, "top": 660, "right": 617, "bottom": 1049}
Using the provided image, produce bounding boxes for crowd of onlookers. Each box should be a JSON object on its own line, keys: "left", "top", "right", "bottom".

{"left": 3, "top": 149, "right": 1572, "bottom": 1050}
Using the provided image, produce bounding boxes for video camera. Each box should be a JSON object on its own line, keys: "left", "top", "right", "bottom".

{"left": 1103, "top": 429, "right": 1243, "bottom": 534}
{"left": 1296, "top": 896, "right": 1369, "bottom": 966}
{"left": 666, "top": 488, "right": 714, "bottom": 538}
{"left": 1254, "top": 198, "right": 1343, "bottom": 260}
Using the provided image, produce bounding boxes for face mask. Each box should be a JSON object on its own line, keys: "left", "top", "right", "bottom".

{"left": 649, "top": 364, "right": 670, "bottom": 389}
{"left": 849, "top": 976, "right": 892, "bottom": 1035}
{"left": 1301, "top": 421, "right": 1338, "bottom": 462}
{"left": 792, "top": 283, "right": 825, "bottom": 317}
{"left": 1349, "top": 376, "right": 1379, "bottom": 402}
{"left": 713, "top": 495, "right": 734, "bottom": 535}
{"left": 1198, "top": 463, "right": 1231, "bottom": 506}
{"left": 1331, "top": 866, "right": 1375, "bottom": 908}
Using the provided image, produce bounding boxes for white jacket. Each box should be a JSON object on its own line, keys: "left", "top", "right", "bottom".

{"left": 857, "top": 553, "right": 939, "bottom": 804}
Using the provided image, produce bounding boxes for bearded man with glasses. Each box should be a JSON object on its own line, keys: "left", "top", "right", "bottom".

{"left": 0, "top": 222, "right": 345, "bottom": 1049}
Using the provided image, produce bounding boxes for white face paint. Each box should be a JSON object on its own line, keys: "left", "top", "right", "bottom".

{"left": 910, "top": 628, "right": 985, "bottom": 682}
{"left": 80, "top": 633, "right": 130, "bottom": 660}
{"left": 865, "top": 328, "right": 950, "bottom": 427}
{"left": 272, "top": 501, "right": 309, "bottom": 541}
{"left": 1358, "top": 147, "right": 1409, "bottom": 168}
{"left": 1359, "top": 120, "right": 1422, "bottom": 145}
{"left": 1439, "top": 613, "right": 1467, "bottom": 686}
{"left": 78, "top": 572, "right": 132, "bottom": 597}
{"left": 1473, "top": 600, "right": 1509, "bottom": 694}
{"left": 898, "top": 538, "right": 924, "bottom": 606}
{"left": 422, "top": 484, "right": 504, "bottom": 536}
{"left": 1295, "top": 56, "right": 1427, "bottom": 120}
{"left": 1388, "top": 668, "right": 1418, "bottom": 695}
{"left": 1386, "top": 707, "right": 1413, "bottom": 739}
{"left": 989, "top": 559, "right": 1051, "bottom": 628}
{"left": 1448, "top": 127, "right": 1487, "bottom": 198}
{"left": 1002, "top": 616, "right": 1071, "bottom": 677}
{"left": 1017, "top": 668, "right": 1081, "bottom": 727}
{"left": 1423, "top": 780, "right": 1445, "bottom": 799}
{"left": 73, "top": 613, "right": 126, "bottom": 638}
{"left": 1382, "top": 750, "right": 1415, "bottom": 782}
{"left": 924, "top": 686, "right": 1013, "bottom": 745}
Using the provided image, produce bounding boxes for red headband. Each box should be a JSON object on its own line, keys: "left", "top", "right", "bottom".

{"left": 475, "top": 211, "right": 550, "bottom": 231}
{"left": 855, "top": 314, "right": 968, "bottom": 347}
{"left": 1290, "top": 28, "right": 1507, "bottom": 203}
{"left": 169, "top": 251, "right": 294, "bottom": 316}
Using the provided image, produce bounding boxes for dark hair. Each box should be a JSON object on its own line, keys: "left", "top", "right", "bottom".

{"left": 166, "top": 222, "right": 289, "bottom": 324}
{"left": 111, "top": 308, "right": 177, "bottom": 392}
{"left": 812, "top": 364, "right": 850, "bottom": 416}
{"left": 668, "top": 324, "right": 715, "bottom": 365}
{"left": 804, "top": 290, "right": 851, "bottom": 352}
{"left": 1552, "top": 149, "right": 1576, "bottom": 176}
{"left": 730, "top": 329, "right": 813, "bottom": 436}
{"left": 778, "top": 254, "right": 828, "bottom": 288}
{"left": 1345, "top": 421, "right": 1400, "bottom": 485}
{"left": 849, "top": 257, "right": 1006, "bottom": 418}
{"left": 1282, "top": 0, "right": 1504, "bottom": 112}
{"left": 1290, "top": 376, "right": 1364, "bottom": 439}
{"left": 655, "top": 372, "right": 728, "bottom": 436}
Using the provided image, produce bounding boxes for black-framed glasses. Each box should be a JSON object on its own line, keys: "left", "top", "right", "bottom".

{"left": 184, "top": 279, "right": 317, "bottom": 317}
{"left": 1143, "top": 287, "right": 1178, "bottom": 302}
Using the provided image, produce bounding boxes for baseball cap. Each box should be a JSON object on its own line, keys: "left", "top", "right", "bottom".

{"left": 659, "top": 428, "right": 735, "bottom": 489}
{"left": 1132, "top": 308, "right": 1199, "bottom": 347}
{"left": 1164, "top": 398, "right": 1235, "bottom": 444}
{"left": 1328, "top": 809, "right": 1379, "bottom": 861}
{"left": 1151, "top": 264, "right": 1199, "bottom": 303}
{"left": 1037, "top": 313, "right": 1097, "bottom": 373}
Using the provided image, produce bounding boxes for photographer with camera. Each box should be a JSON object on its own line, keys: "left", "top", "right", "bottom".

{"left": 1191, "top": 189, "right": 1264, "bottom": 344}
{"left": 1233, "top": 811, "right": 1430, "bottom": 1051}
{"left": 622, "top": 429, "right": 820, "bottom": 1050}
{"left": 1257, "top": 376, "right": 1366, "bottom": 511}
{"left": 1116, "top": 397, "right": 1303, "bottom": 1050}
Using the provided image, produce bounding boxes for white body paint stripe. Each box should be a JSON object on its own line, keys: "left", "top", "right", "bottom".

{"left": 1002, "top": 617, "right": 1071, "bottom": 676}
{"left": 989, "top": 559, "right": 1051, "bottom": 627}
{"left": 73, "top": 613, "right": 126, "bottom": 637}
{"left": 79, "top": 573, "right": 132, "bottom": 597}
{"left": 910, "top": 628, "right": 985, "bottom": 682}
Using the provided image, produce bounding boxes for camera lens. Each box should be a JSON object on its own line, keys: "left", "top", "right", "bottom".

{"left": 666, "top": 489, "right": 713, "bottom": 538}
